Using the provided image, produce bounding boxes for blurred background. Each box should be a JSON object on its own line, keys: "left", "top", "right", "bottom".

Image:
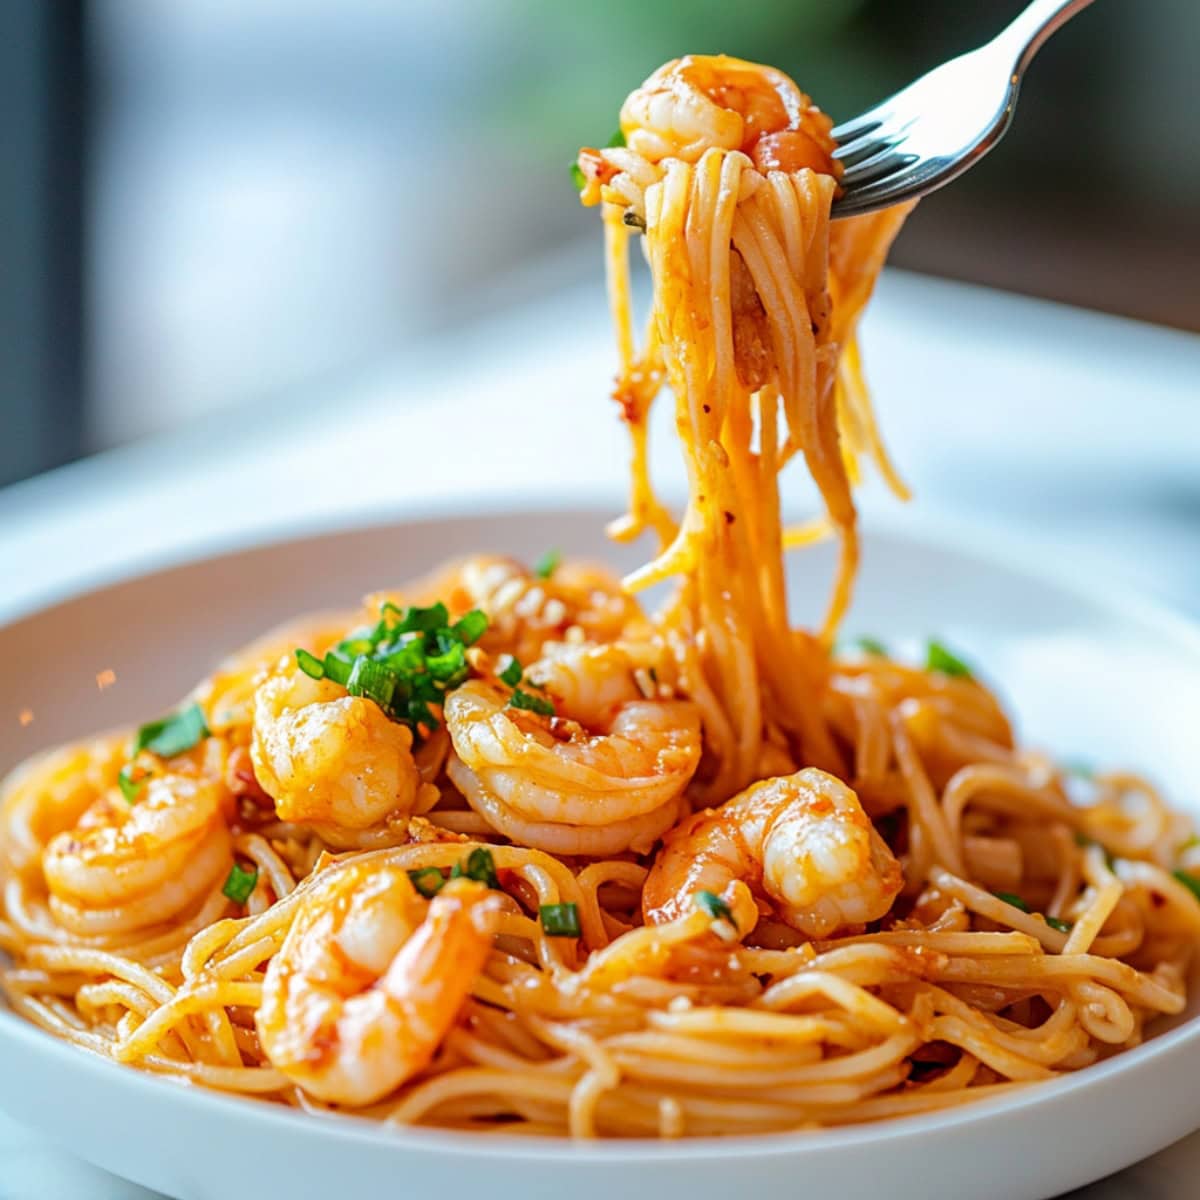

{"left": 3, "top": 0, "right": 1197, "bottom": 488}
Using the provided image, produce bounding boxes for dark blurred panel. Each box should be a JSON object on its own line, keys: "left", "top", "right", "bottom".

{"left": 0, "top": 1, "right": 87, "bottom": 486}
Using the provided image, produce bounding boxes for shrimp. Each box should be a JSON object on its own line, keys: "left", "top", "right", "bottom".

{"left": 619, "top": 55, "right": 837, "bottom": 174}
{"left": 643, "top": 768, "right": 903, "bottom": 939}
{"left": 257, "top": 862, "right": 499, "bottom": 1105}
{"left": 1, "top": 734, "right": 126, "bottom": 877}
{"left": 197, "top": 611, "right": 355, "bottom": 740}
{"left": 445, "top": 642, "right": 701, "bottom": 856}
{"left": 251, "top": 668, "right": 437, "bottom": 833}
{"left": 42, "top": 774, "right": 233, "bottom": 936}
{"left": 375, "top": 555, "right": 647, "bottom": 666}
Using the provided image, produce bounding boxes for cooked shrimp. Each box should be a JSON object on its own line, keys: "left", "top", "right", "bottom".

{"left": 257, "top": 863, "right": 499, "bottom": 1105}
{"left": 42, "top": 774, "right": 232, "bottom": 936}
{"left": 0, "top": 734, "right": 126, "bottom": 877}
{"left": 376, "top": 555, "right": 647, "bottom": 666}
{"left": 251, "top": 668, "right": 437, "bottom": 831}
{"left": 643, "top": 768, "right": 903, "bottom": 938}
{"left": 445, "top": 642, "right": 701, "bottom": 856}
{"left": 197, "top": 611, "right": 355, "bottom": 739}
{"left": 619, "top": 54, "right": 837, "bottom": 173}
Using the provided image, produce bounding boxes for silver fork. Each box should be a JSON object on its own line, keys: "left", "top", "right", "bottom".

{"left": 831, "top": 0, "right": 1095, "bottom": 218}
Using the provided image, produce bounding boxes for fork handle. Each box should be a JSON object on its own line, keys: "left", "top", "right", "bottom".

{"left": 995, "top": 0, "right": 1097, "bottom": 70}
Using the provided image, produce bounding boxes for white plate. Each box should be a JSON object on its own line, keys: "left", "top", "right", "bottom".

{"left": 3, "top": 506, "right": 1200, "bottom": 1200}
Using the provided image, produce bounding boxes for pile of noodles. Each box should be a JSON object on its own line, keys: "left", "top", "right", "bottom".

{"left": 2, "top": 54, "right": 1199, "bottom": 1139}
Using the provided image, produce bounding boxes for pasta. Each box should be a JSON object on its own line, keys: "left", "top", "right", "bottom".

{"left": 2, "top": 55, "right": 1198, "bottom": 1141}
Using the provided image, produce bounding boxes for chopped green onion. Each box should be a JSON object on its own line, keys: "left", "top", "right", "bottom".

{"left": 425, "top": 642, "right": 468, "bottom": 685}
{"left": 533, "top": 548, "right": 562, "bottom": 580}
{"left": 117, "top": 766, "right": 143, "bottom": 804}
{"left": 397, "top": 603, "right": 450, "bottom": 634}
{"left": 451, "top": 847, "right": 500, "bottom": 890}
{"left": 1045, "top": 915, "right": 1072, "bottom": 933}
{"left": 454, "top": 609, "right": 488, "bottom": 646}
{"left": 570, "top": 160, "right": 586, "bottom": 190}
{"left": 498, "top": 656, "right": 523, "bottom": 688}
{"left": 404, "top": 698, "right": 437, "bottom": 730}
{"left": 1173, "top": 870, "right": 1200, "bottom": 902}
{"left": 408, "top": 868, "right": 446, "bottom": 899}
{"left": 539, "top": 903, "right": 581, "bottom": 938}
{"left": 379, "top": 636, "right": 425, "bottom": 674}
{"left": 1073, "top": 831, "right": 1093, "bottom": 847}
{"left": 695, "top": 890, "right": 733, "bottom": 924}
{"left": 222, "top": 863, "right": 258, "bottom": 905}
{"left": 346, "top": 657, "right": 399, "bottom": 710}
{"left": 926, "top": 640, "right": 972, "bottom": 679}
{"left": 606, "top": 130, "right": 626, "bottom": 148}
{"left": 296, "top": 600, "right": 488, "bottom": 738}
{"left": 1181, "top": 834, "right": 1200, "bottom": 852}
{"left": 993, "top": 891, "right": 1030, "bottom": 913}
{"left": 132, "top": 703, "right": 210, "bottom": 759}
{"left": 322, "top": 652, "right": 354, "bottom": 686}
{"left": 295, "top": 648, "right": 325, "bottom": 680}
{"left": 509, "top": 688, "right": 556, "bottom": 717}
{"left": 853, "top": 636, "right": 888, "bottom": 657}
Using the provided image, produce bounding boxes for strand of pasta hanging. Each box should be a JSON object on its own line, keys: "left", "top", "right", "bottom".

{"left": 577, "top": 55, "right": 914, "bottom": 797}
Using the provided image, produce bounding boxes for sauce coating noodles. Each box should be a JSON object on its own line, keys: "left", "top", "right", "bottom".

{"left": 2, "top": 55, "right": 1197, "bottom": 1140}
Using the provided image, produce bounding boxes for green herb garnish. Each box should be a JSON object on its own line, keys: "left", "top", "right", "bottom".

{"left": 926, "top": 640, "right": 972, "bottom": 679}
{"left": 408, "top": 868, "right": 446, "bottom": 899}
{"left": 295, "top": 648, "right": 325, "bottom": 680}
{"left": 696, "top": 890, "right": 734, "bottom": 924}
{"left": 993, "top": 891, "right": 1030, "bottom": 913}
{"left": 117, "top": 766, "right": 143, "bottom": 804}
{"left": 509, "top": 688, "right": 556, "bottom": 717}
{"left": 607, "top": 130, "right": 626, "bottom": 148}
{"left": 454, "top": 609, "right": 488, "bottom": 647}
{"left": 322, "top": 652, "right": 354, "bottom": 687}
{"left": 499, "top": 656, "right": 523, "bottom": 688}
{"left": 346, "top": 656, "right": 400, "bottom": 710}
{"left": 1045, "top": 915, "right": 1072, "bottom": 933}
{"left": 1174, "top": 870, "right": 1200, "bottom": 902}
{"left": 854, "top": 636, "right": 888, "bottom": 657}
{"left": 533, "top": 548, "right": 562, "bottom": 580}
{"left": 132, "top": 703, "right": 210, "bottom": 759}
{"left": 451, "top": 848, "right": 501, "bottom": 890}
{"left": 570, "top": 161, "right": 586, "bottom": 190}
{"left": 222, "top": 863, "right": 258, "bottom": 905}
{"left": 294, "top": 601, "right": 488, "bottom": 739}
{"left": 539, "top": 903, "right": 581, "bottom": 938}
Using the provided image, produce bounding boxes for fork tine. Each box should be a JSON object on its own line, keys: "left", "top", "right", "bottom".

{"left": 831, "top": 113, "right": 885, "bottom": 143}
{"left": 833, "top": 133, "right": 894, "bottom": 168}
{"left": 838, "top": 144, "right": 918, "bottom": 188}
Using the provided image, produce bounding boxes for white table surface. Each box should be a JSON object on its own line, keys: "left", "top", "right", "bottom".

{"left": 1, "top": 265, "right": 1199, "bottom": 1198}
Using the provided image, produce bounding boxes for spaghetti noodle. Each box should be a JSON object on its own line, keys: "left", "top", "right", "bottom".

{"left": 2, "top": 55, "right": 1198, "bottom": 1140}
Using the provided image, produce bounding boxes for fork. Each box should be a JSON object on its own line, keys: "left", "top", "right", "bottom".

{"left": 830, "top": 0, "right": 1096, "bottom": 218}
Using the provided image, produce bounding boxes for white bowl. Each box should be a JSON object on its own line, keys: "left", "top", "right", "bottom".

{"left": 3, "top": 506, "right": 1200, "bottom": 1200}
